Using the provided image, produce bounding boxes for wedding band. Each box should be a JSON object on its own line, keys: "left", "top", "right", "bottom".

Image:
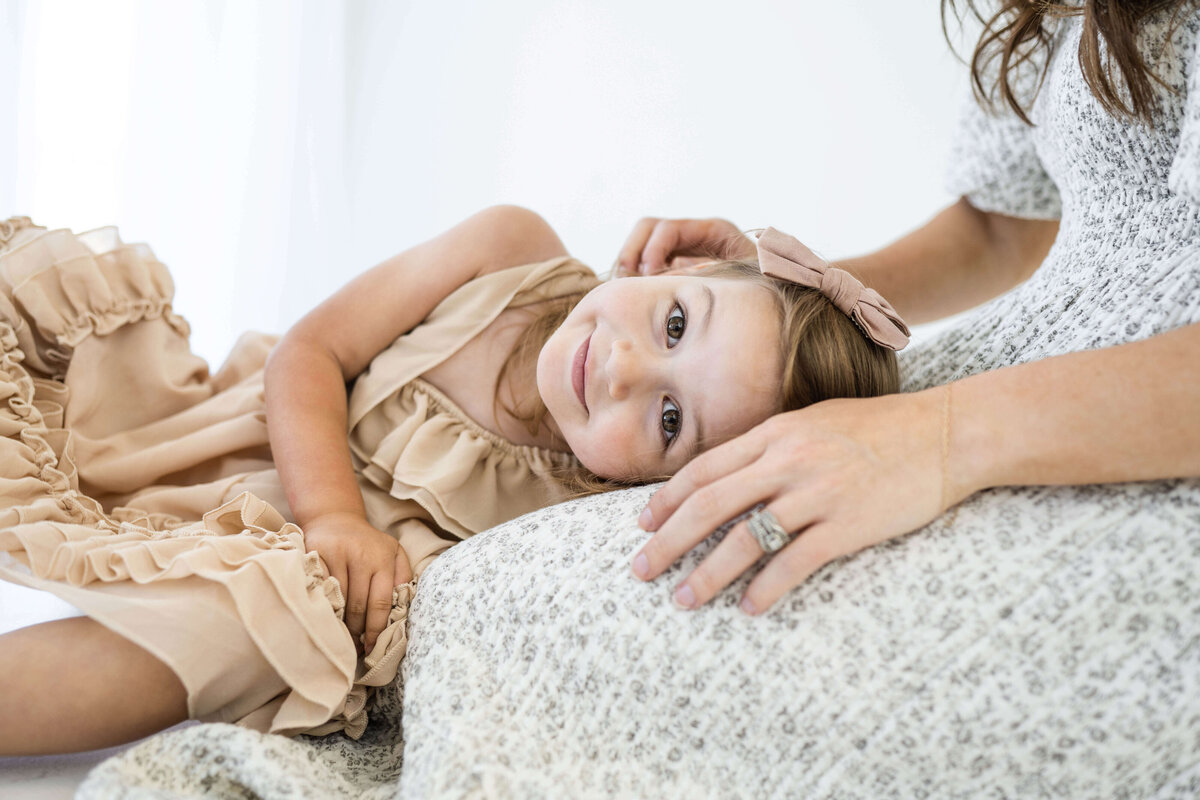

{"left": 746, "top": 506, "right": 791, "bottom": 553}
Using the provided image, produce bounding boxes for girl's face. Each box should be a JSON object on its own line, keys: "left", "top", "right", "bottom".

{"left": 537, "top": 274, "right": 783, "bottom": 480}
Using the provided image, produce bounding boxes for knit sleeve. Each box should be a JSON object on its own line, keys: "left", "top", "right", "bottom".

{"left": 944, "top": 92, "right": 1063, "bottom": 219}
{"left": 1169, "top": 22, "right": 1200, "bottom": 205}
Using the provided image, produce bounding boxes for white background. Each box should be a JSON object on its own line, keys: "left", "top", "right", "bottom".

{"left": 2, "top": 0, "right": 971, "bottom": 366}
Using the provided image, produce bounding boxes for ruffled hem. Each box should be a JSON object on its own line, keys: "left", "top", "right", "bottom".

{"left": 0, "top": 226, "right": 188, "bottom": 377}
{"left": 0, "top": 237, "right": 410, "bottom": 738}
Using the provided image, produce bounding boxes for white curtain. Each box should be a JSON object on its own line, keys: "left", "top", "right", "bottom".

{"left": 2, "top": 0, "right": 964, "bottom": 366}
{"left": 4, "top": 0, "right": 351, "bottom": 362}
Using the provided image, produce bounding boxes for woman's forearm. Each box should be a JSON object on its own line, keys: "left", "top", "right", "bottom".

{"left": 839, "top": 199, "right": 1059, "bottom": 324}
{"left": 264, "top": 338, "right": 367, "bottom": 527}
{"left": 949, "top": 321, "right": 1200, "bottom": 501}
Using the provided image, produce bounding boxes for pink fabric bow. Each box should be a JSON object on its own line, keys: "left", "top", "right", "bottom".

{"left": 755, "top": 226, "right": 911, "bottom": 351}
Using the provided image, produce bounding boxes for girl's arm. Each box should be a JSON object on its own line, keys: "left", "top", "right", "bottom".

{"left": 265, "top": 205, "right": 567, "bottom": 653}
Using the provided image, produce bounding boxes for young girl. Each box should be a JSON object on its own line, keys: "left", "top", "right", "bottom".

{"left": 0, "top": 206, "right": 905, "bottom": 755}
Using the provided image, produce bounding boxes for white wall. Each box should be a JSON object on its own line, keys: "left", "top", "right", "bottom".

{"left": 2, "top": 0, "right": 970, "bottom": 366}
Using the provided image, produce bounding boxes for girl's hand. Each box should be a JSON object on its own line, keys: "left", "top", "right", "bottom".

{"left": 631, "top": 388, "right": 961, "bottom": 614}
{"left": 303, "top": 512, "right": 412, "bottom": 654}
{"left": 614, "top": 217, "right": 756, "bottom": 277}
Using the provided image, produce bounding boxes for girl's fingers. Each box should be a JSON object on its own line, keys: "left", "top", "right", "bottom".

{"left": 394, "top": 551, "right": 413, "bottom": 586}
{"left": 639, "top": 427, "right": 767, "bottom": 533}
{"left": 362, "top": 570, "right": 394, "bottom": 654}
{"left": 344, "top": 570, "right": 369, "bottom": 641}
{"left": 742, "top": 523, "right": 842, "bottom": 614}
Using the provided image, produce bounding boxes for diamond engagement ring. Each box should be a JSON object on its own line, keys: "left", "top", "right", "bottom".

{"left": 746, "top": 506, "right": 791, "bottom": 553}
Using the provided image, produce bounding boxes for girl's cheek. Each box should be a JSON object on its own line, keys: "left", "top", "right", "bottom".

{"left": 594, "top": 416, "right": 646, "bottom": 471}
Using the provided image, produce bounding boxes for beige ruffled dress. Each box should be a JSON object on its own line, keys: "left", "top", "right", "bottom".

{"left": 0, "top": 218, "right": 597, "bottom": 738}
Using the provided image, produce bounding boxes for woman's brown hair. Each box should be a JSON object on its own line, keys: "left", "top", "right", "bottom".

{"left": 495, "top": 263, "right": 901, "bottom": 497}
{"left": 942, "top": 0, "right": 1196, "bottom": 124}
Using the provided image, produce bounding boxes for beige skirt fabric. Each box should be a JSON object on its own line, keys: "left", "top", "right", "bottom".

{"left": 0, "top": 221, "right": 410, "bottom": 738}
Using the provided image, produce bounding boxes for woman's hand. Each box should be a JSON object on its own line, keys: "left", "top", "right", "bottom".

{"left": 631, "top": 388, "right": 960, "bottom": 614}
{"left": 303, "top": 511, "right": 412, "bottom": 654}
{"left": 614, "top": 217, "right": 757, "bottom": 277}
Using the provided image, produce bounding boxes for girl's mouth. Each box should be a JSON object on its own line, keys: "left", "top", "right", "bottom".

{"left": 572, "top": 333, "right": 590, "bottom": 414}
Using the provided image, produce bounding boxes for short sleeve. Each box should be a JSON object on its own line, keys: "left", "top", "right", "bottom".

{"left": 944, "top": 93, "right": 1063, "bottom": 219}
{"left": 1169, "top": 18, "right": 1200, "bottom": 204}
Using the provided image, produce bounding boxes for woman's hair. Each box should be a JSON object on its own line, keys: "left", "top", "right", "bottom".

{"left": 494, "top": 261, "right": 900, "bottom": 497}
{"left": 941, "top": 0, "right": 1196, "bottom": 124}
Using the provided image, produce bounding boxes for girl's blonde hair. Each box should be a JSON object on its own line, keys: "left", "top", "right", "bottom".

{"left": 495, "top": 260, "right": 901, "bottom": 497}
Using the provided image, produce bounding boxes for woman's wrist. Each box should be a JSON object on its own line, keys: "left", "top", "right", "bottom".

{"left": 940, "top": 374, "right": 1006, "bottom": 504}
{"left": 939, "top": 323, "right": 1200, "bottom": 498}
{"left": 918, "top": 379, "right": 993, "bottom": 512}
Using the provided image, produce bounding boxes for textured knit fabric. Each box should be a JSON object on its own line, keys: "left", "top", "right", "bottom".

{"left": 0, "top": 221, "right": 594, "bottom": 738}
{"left": 81, "top": 9, "right": 1200, "bottom": 799}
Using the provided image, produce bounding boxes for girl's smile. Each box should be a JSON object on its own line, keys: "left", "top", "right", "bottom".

{"left": 572, "top": 334, "right": 590, "bottom": 412}
{"left": 538, "top": 274, "right": 784, "bottom": 480}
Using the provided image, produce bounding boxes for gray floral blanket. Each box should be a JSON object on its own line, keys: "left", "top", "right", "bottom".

{"left": 81, "top": 479, "right": 1200, "bottom": 798}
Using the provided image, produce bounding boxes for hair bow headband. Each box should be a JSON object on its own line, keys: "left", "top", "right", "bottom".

{"left": 754, "top": 226, "right": 910, "bottom": 351}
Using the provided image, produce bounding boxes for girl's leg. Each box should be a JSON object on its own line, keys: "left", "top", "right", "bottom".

{"left": 0, "top": 617, "right": 187, "bottom": 755}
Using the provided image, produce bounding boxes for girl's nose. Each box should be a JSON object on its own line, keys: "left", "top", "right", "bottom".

{"left": 606, "top": 338, "right": 648, "bottom": 401}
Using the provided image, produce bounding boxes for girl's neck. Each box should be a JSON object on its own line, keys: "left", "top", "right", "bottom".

{"left": 419, "top": 298, "right": 575, "bottom": 456}
{"left": 493, "top": 365, "right": 568, "bottom": 452}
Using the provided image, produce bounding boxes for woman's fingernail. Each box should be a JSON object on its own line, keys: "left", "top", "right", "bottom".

{"left": 673, "top": 584, "right": 696, "bottom": 609}
{"left": 632, "top": 553, "right": 650, "bottom": 579}
{"left": 638, "top": 507, "right": 654, "bottom": 529}
{"left": 739, "top": 598, "right": 757, "bottom": 616}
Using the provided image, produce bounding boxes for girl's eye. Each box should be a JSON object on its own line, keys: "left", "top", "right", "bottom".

{"left": 665, "top": 303, "right": 686, "bottom": 347}
{"left": 661, "top": 398, "right": 682, "bottom": 445}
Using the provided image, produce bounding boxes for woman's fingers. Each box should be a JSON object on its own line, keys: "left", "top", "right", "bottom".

{"left": 638, "top": 424, "right": 768, "bottom": 533}
{"left": 615, "top": 218, "right": 755, "bottom": 277}
{"left": 638, "top": 221, "right": 691, "bottom": 275}
{"left": 742, "top": 523, "right": 841, "bottom": 614}
{"left": 667, "top": 503, "right": 793, "bottom": 609}
{"left": 615, "top": 217, "right": 662, "bottom": 276}
{"left": 362, "top": 570, "right": 395, "bottom": 654}
{"left": 634, "top": 466, "right": 780, "bottom": 587}
{"left": 634, "top": 392, "right": 949, "bottom": 614}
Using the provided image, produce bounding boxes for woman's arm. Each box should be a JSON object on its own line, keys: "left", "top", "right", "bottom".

{"left": 838, "top": 198, "right": 1060, "bottom": 324}
{"left": 951, "top": 320, "right": 1200, "bottom": 496}
{"left": 265, "top": 205, "right": 567, "bottom": 652}
{"left": 615, "top": 199, "right": 1059, "bottom": 324}
{"left": 634, "top": 321, "right": 1200, "bottom": 614}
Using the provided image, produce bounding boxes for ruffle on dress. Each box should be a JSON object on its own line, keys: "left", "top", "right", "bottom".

{"left": 353, "top": 378, "right": 578, "bottom": 541}
{"left": 346, "top": 257, "right": 598, "bottom": 547}
{"left": 0, "top": 224, "right": 410, "bottom": 738}
{"left": 0, "top": 226, "right": 188, "bottom": 378}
